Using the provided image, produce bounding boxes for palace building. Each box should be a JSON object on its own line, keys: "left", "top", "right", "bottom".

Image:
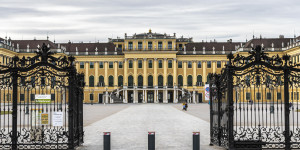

{"left": 0, "top": 30, "right": 300, "bottom": 104}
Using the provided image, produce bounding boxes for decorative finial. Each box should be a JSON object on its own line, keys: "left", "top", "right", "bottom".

{"left": 149, "top": 28, "right": 152, "bottom": 33}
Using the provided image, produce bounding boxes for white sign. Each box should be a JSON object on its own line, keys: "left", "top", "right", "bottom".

{"left": 52, "top": 112, "right": 63, "bottom": 126}
{"left": 205, "top": 84, "right": 210, "bottom": 100}
{"left": 35, "top": 94, "right": 51, "bottom": 104}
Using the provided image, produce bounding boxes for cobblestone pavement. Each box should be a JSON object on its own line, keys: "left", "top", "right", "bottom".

{"left": 78, "top": 104, "right": 224, "bottom": 150}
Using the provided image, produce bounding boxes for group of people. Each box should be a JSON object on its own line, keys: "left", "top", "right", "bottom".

{"left": 182, "top": 101, "right": 188, "bottom": 111}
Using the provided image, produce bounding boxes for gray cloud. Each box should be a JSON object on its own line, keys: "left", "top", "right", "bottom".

{"left": 0, "top": 0, "right": 300, "bottom": 43}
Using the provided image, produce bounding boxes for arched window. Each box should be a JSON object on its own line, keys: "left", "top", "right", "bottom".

{"left": 148, "top": 75, "right": 153, "bottom": 87}
{"left": 109, "top": 76, "right": 114, "bottom": 87}
{"left": 158, "top": 75, "right": 163, "bottom": 87}
{"left": 128, "top": 75, "right": 133, "bottom": 87}
{"left": 187, "top": 75, "right": 193, "bottom": 86}
{"left": 89, "top": 76, "right": 94, "bottom": 87}
{"left": 168, "top": 75, "right": 173, "bottom": 87}
{"left": 138, "top": 75, "right": 143, "bottom": 87}
{"left": 206, "top": 75, "right": 210, "bottom": 84}
{"left": 118, "top": 76, "right": 123, "bottom": 87}
{"left": 178, "top": 75, "right": 183, "bottom": 87}
{"left": 197, "top": 75, "right": 202, "bottom": 86}
{"left": 99, "top": 76, "right": 104, "bottom": 86}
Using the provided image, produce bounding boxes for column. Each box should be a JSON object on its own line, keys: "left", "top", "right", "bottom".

{"left": 173, "top": 89, "right": 177, "bottom": 103}
{"left": 163, "top": 58, "right": 167, "bottom": 86}
{"left": 193, "top": 60, "right": 196, "bottom": 87}
{"left": 133, "top": 58, "right": 137, "bottom": 86}
{"left": 164, "top": 88, "right": 168, "bottom": 103}
{"left": 145, "top": 90, "right": 148, "bottom": 103}
{"left": 213, "top": 61, "right": 216, "bottom": 73}
{"left": 104, "top": 61, "right": 108, "bottom": 87}
{"left": 173, "top": 58, "right": 177, "bottom": 86}
{"left": 114, "top": 61, "right": 118, "bottom": 88}
{"left": 125, "top": 90, "right": 128, "bottom": 103}
{"left": 124, "top": 58, "right": 128, "bottom": 86}
{"left": 85, "top": 62, "right": 89, "bottom": 86}
{"left": 154, "top": 89, "right": 157, "bottom": 103}
{"left": 193, "top": 90, "right": 196, "bottom": 103}
{"left": 143, "top": 58, "right": 147, "bottom": 86}
{"left": 203, "top": 61, "right": 207, "bottom": 84}
{"left": 183, "top": 61, "right": 187, "bottom": 87}
{"left": 143, "top": 90, "right": 145, "bottom": 103}
{"left": 154, "top": 58, "right": 158, "bottom": 86}
{"left": 95, "top": 62, "right": 99, "bottom": 87}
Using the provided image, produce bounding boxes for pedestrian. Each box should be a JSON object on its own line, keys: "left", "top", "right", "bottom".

{"left": 182, "top": 102, "right": 186, "bottom": 110}
{"left": 185, "top": 101, "right": 188, "bottom": 111}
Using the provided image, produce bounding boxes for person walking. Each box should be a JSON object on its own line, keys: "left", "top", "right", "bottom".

{"left": 185, "top": 101, "right": 188, "bottom": 111}
{"left": 182, "top": 102, "right": 186, "bottom": 111}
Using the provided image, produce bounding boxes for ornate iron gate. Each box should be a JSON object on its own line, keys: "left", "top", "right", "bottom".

{"left": 0, "top": 44, "right": 84, "bottom": 149}
{"left": 210, "top": 45, "right": 300, "bottom": 150}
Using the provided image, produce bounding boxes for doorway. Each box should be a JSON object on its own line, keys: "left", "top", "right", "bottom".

{"left": 168, "top": 91, "right": 173, "bottom": 103}
{"left": 128, "top": 91, "right": 133, "bottom": 103}
{"left": 158, "top": 92, "right": 163, "bottom": 103}
{"left": 98, "top": 94, "right": 103, "bottom": 103}
{"left": 147, "top": 92, "right": 154, "bottom": 103}
{"left": 198, "top": 93, "right": 203, "bottom": 103}
{"left": 138, "top": 92, "right": 143, "bottom": 103}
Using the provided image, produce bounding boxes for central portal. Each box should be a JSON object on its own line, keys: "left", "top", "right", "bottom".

{"left": 147, "top": 92, "right": 154, "bottom": 103}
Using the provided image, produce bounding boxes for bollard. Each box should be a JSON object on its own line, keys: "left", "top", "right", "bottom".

{"left": 103, "top": 132, "right": 111, "bottom": 150}
{"left": 148, "top": 131, "right": 155, "bottom": 150}
{"left": 193, "top": 132, "right": 200, "bottom": 150}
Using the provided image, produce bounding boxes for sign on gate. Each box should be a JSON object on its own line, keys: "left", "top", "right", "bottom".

{"left": 53, "top": 112, "right": 63, "bottom": 126}
{"left": 41, "top": 113, "right": 49, "bottom": 125}
{"left": 205, "top": 84, "right": 209, "bottom": 100}
{"left": 35, "top": 94, "right": 51, "bottom": 104}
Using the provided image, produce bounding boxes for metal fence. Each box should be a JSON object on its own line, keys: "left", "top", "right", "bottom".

{"left": 0, "top": 43, "right": 84, "bottom": 149}
{"left": 210, "top": 45, "right": 300, "bottom": 150}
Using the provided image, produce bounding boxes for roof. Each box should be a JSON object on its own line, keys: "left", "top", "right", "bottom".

{"left": 186, "top": 42, "right": 243, "bottom": 52}
{"left": 244, "top": 38, "right": 294, "bottom": 48}
{"left": 61, "top": 42, "right": 116, "bottom": 52}
{"left": 11, "top": 40, "right": 58, "bottom": 49}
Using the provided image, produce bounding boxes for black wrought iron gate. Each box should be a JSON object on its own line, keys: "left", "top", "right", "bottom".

{"left": 210, "top": 45, "right": 300, "bottom": 150}
{"left": 0, "top": 44, "right": 84, "bottom": 149}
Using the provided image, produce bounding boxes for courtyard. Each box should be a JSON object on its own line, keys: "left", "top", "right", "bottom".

{"left": 78, "top": 103, "right": 223, "bottom": 150}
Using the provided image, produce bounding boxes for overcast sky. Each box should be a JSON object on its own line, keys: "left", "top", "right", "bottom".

{"left": 0, "top": 0, "right": 299, "bottom": 43}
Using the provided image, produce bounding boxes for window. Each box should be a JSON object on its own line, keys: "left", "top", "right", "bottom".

{"left": 148, "top": 60, "right": 152, "bottom": 68}
{"left": 246, "top": 93, "right": 251, "bottom": 100}
{"left": 188, "top": 61, "right": 192, "bottom": 68}
{"left": 197, "top": 61, "right": 201, "bottom": 68}
{"left": 118, "top": 76, "right": 123, "bottom": 87}
{"left": 148, "top": 42, "right": 152, "bottom": 50}
{"left": 178, "top": 61, "right": 182, "bottom": 68}
{"left": 31, "top": 94, "right": 35, "bottom": 101}
{"left": 138, "top": 42, "right": 142, "bottom": 50}
{"left": 168, "top": 75, "right": 173, "bottom": 87}
{"left": 128, "top": 75, "right": 133, "bottom": 87}
{"left": 138, "top": 60, "right": 142, "bottom": 68}
{"left": 51, "top": 94, "right": 55, "bottom": 101}
{"left": 90, "top": 94, "right": 94, "bottom": 101}
{"left": 179, "top": 44, "right": 183, "bottom": 50}
{"left": 89, "top": 76, "right": 94, "bottom": 87}
{"left": 207, "top": 75, "right": 210, "bottom": 84}
{"left": 128, "top": 42, "right": 133, "bottom": 50}
{"left": 158, "top": 42, "right": 162, "bottom": 50}
{"left": 277, "top": 92, "right": 281, "bottom": 100}
{"left": 20, "top": 94, "right": 25, "bottom": 101}
{"left": 148, "top": 75, "right": 153, "bottom": 87}
{"left": 168, "top": 60, "right": 172, "bottom": 68}
{"left": 266, "top": 92, "right": 271, "bottom": 100}
{"left": 129, "top": 60, "right": 133, "bottom": 68}
{"left": 187, "top": 75, "right": 193, "bottom": 86}
{"left": 256, "top": 93, "right": 261, "bottom": 100}
{"left": 158, "top": 60, "right": 163, "bottom": 68}
{"left": 109, "top": 76, "right": 114, "bottom": 87}
{"left": 197, "top": 75, "right": 202, "bottom": 86}
{"left": 99, "top": 61, "right": 104, "bottom": 68}
{"left": 217, "top": 61, "right": 221, "bottom": 68}
{"left": 168, "top": 41, "right": 172, "bottom": 49}
{"left": 80, "top": 62, "right": 84, "bottom": 68}
{"left": 138, "top": 75, "right": 143, "bottom": 87}
{"left": 119, "top": 62, "right": 123, "bottom": 68}
{"left": 99, "top": 76, "right": 104, "bottom": 86}
{"left": 90, "top": 62, "right": 94, "bottom": 68}
{"left": 207, "top": 61, "right": 211, "bottom": 68}
{"left": 109, "top": 62, "right": 113, "bottom": 68}
{"left": 117, "top": 44, "right": 122, "bottom": 51}
{"left": 158, "top": 75, "right": 163, "bottom": 87}
{"left": 178, "top": 75, "right": 183, "bottom": 87}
